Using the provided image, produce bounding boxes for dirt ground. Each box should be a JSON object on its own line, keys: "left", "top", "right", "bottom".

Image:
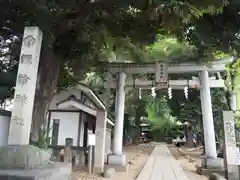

{"left": 72, "top": 143, "right": 154, "bottom": 180}
{"left": 168, "top": 145, "right": 208, "bottom": 180}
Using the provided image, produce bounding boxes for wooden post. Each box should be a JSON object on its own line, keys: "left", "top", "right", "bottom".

{"left": 88, "top": 145, "right": 93, "bottom": 175}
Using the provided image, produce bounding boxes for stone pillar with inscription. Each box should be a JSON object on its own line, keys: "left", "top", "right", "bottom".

{"left": 0, "top": 27, "right": 72, "bottom": 180}
{"left": 223, "top": 111, "right": 239, "bottom": 180}
{"left": 8, "top": 27, "right": 42, "bottom": 145}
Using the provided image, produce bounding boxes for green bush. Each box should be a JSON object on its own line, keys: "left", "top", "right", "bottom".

{"left": 145, "top": 96, "right": 181, "bottom": 141}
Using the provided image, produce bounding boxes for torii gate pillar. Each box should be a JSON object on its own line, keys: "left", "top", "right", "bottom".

{"left": 199, "top": 70, "right": 223, "bottom": 169}
{"left": 108, "top": 72, "right": 127, "bottom": 170}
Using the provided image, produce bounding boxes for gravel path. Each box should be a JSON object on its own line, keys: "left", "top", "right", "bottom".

{"left": 168, "top": 145, "right": 208, "bottom": 180}
{"left": 103, "top": 144, "right": 154, "bottom": 180}
{"left": 72, "top": 143, "right": 154, "bottom": 180}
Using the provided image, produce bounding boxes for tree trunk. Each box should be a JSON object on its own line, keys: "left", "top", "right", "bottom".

{"left": 30, "top": 46, "right": 60, "bottom": 143}
{"left": 186, "top": 128, "right": 194, "bottom": 147}
{"left": 153, "top": 130, "right": 164, "bottom": 142}
{"left": 200, "top": 118, "right": 205, "bottom": 155}
{"left": 133, "top": 98, "right": 146, "bottom": 144}
{"left": 183, "top": 123, "right": 194, "bottom": 147}
{"left": 133, "top": 106, "right": 141, "bottom": 144}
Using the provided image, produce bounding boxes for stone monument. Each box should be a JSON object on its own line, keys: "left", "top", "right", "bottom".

{"left": 0, "top": 27, "right": 72, "bottom": 179}
{"left": 8, "top": 27, "right": 42, "bottom": 144}
{"left": 223, "top": 111, "right": 240, "bottom": 180}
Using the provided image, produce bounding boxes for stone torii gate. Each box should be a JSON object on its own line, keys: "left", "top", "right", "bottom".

{"left": 104, "top": 59, "right": 231, "bottom": 170}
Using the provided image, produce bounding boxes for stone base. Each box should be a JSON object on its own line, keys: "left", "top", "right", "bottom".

{"left": 196, "top": 157, "right": 225, "bottom": 176}
{"left": 227, "top": 165, "right": 240, "bottom": 180}
{"left": 0, "top": 145, "right": 72, "bottom": 179}
{"left": 0, "top": 145, "right": 51, "bottom": 169}
{"left": 105, "top": 164, "right": 128, "bottom": 172}
{"left": 0, "top": 162, "right": 72, "bottom": 180}
{"left": 201, "top": 156, "right": 224, "bottom": 169}
{"left": 105, "top": 150, "right": 112, "bottom": 163}
{"left": 103, "top": 167, "right": 115, "bottom": 178}
{"left": 196, "top": 165, "right": 225, "bottom": 176}
{"left": 209, "top": 173, "right": 226, "bottom": 180}
{"left": 107, "top": 154, "right": 127, "bottom": 172}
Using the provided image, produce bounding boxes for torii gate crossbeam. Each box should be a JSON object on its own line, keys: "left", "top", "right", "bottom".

{"left": 106, "top": 59, "right": 231, "bottom": 74}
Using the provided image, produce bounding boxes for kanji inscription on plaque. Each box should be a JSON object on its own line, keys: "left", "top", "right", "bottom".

{"left": 17, "top": 74, "right": 30, "bottom": 85}
{"left": 15, "top": 94, "right": 28, "bottom": 105}
{"left": 20, "top": 54, "right": 33, "bottom": 64}
{"left": 23, "top": 35, "right": 35, "bottom": 47}
{"left": 12, "top": 116, "right": 24, "bottom": 125}
{"left": 225, "top": 121, "right": 236, "bottom": 145}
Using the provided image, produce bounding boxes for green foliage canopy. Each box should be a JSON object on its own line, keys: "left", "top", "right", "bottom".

{"left": 0, "top": 0, "right": 231, "bottom": 140}
{"left": 145, "top": 95, "right": 179, "bottom": 136}
{"left": 0, "top": 0, "right": 230, "bottom": 102}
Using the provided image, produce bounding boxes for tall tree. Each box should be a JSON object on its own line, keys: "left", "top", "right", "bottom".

{"left": 145, "top": 95, "right": 179, "bottom": 141}
{"left": 176, "top": 1, "right": 239, "bottom": 56}
{"left": 0, "top": 0, "right": 229, "bottom": 141}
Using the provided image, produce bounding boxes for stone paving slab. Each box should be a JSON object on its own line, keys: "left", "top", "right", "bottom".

{"left": 137, "top": 144, "right": 190, "bottom": 180}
